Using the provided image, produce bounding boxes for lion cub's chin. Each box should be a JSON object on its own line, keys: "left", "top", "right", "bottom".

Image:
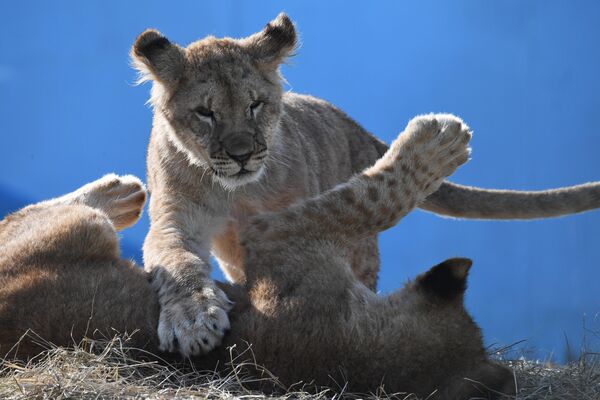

{"left": 214, "top": 165, "right": 266, "bottom": 191}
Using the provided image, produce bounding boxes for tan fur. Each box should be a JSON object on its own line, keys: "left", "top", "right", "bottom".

{"left": 0, "top": 115, "right": 515, "bottom": 398}
{"left": 130, "top": 13, "right": 600, "bottom": 357}
{"left": 0, "top": 175, "right": 159, "bottom": 357}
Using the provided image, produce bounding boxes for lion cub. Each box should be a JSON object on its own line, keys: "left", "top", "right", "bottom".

{"left": 0, "top": 114, "right": 514, "bottom": 398}
{"left": 132, "top": 13, "right": 600, "bottom": 357}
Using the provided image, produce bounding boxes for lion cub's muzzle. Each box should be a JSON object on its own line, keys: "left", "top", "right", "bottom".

{"left": 222, "top": 132, "right": 256, "bottom": 165}
{"left": 210, "top": 132, "right": 268, "bottom": 183}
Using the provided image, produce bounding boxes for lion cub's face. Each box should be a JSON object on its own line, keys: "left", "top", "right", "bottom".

{"left": 132, "top": 14, "right": 297, "bottom": 189}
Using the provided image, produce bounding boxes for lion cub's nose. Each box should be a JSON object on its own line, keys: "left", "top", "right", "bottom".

{"left": 223, "top": 133, "right": 255, "bottom": 164}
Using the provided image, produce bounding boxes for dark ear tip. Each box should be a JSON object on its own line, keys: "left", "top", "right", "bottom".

{"left": 444, "top": 257, "right": 473, "bottom": 279}
{"left": 416, "top": 257, "right": 473, "bottom": 301}
{"left": 266, "top": 12, "right": 297, "bottom": 39}
{"left": 454, "top": 257, "right": 473, "bottom": 266}
{"left": 274, "top": 12, "right": 293, "bottom": 26}
{"left": 133, "top": 29, "right": 171, "bottom": 58}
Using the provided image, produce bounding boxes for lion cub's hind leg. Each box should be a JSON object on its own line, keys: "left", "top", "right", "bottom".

{"left": 0, "top": 174, "right": 146, "bottom": 265}
{"left": 40, "top": 174, "right": 147, "bottom": 230}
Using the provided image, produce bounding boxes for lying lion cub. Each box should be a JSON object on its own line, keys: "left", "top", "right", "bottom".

{"left": 0, "top": 114, "right": 514, "bottom": 398}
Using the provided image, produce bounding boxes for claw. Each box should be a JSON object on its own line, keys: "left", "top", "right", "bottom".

{"left": 155, "top": 283, "right": 232, "bottom": 357}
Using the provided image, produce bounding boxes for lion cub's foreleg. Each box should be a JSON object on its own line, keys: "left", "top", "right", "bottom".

{"left": 243, "top": 114, "right": 472, "bottom": 257}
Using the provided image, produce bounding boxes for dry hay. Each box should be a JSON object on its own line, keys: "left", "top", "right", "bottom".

{"left": 1, "top": 332, "right": 599, "bottom": 399}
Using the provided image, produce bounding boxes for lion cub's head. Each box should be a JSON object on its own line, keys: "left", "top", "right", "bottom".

{"left": 132, "top": 14, "right": 297, "bottom": 189}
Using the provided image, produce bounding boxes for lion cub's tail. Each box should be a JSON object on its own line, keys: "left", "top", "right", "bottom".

{"left": 421, "top": 180, "right": 600, "bottom": 220}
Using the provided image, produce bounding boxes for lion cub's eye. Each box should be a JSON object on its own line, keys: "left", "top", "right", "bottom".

{"left": 194, "top": 107, "right": 214, "bottom": 124}
{"left": 249, "top": 101, "right": 263, "bottom": 118}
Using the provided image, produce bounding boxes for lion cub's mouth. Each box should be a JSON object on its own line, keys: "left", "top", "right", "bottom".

{"left": 235, "top": 168, "right": 254, "bottom": 177}
{"left": 211, "top": 163, "right": 265, "bottom": 190}
{"left": 228, "top": 165, "right": 263, "bottom": 179}
{"left": 211, "top": 164, "right": 260, "bottom": 177}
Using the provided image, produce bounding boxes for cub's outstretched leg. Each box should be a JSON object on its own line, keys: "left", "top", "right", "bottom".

{"left": 0, "top": 175, "right": 142, "bottom": 257}
{"left": 0, "top": 175, "right": 158, "bottom": 359}
{"left": 35, "top": 173, "right": 147, "bottom": 230}
{"left": 243, "top": 114, "right": 471, "bottom": 258}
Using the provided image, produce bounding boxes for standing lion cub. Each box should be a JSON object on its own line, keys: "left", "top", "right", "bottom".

{"left": 131, "top": 13, "right": 600, "bottom": 356}
{"left": 0, "top": 114, "right": 515, "bottom": 398}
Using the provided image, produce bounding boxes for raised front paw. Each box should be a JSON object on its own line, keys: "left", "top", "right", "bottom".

{"left": 401, "top": 113, "right": 472, "bottom": 195}
{"left": 74, "top": 174, "right": 147, "bottom": 230}
{"left": 155, "top": 277, "right": 233, "bottom": 357}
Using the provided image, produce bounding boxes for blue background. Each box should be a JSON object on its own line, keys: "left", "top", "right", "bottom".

{"left": 1, "top": 1, "right": 599, "bottom": 362}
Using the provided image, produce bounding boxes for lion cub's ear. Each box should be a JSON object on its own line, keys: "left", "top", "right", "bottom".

{"left": 415, "top": 257, "right": 473, "bottom": 301}
{"left": 131, "top": 29, "right": 185, "bottom": 85}
{"left": 242, "top": 13, "right": 297, "bottom": 70}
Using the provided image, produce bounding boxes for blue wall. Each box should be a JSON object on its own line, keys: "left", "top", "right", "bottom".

{"left": 1, "top": 1, "right": 599, "bottom": 362}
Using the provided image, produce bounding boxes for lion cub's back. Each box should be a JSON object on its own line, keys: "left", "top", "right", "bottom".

{"left": 280, "top": 93, "right": 388, "bottom": 189}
